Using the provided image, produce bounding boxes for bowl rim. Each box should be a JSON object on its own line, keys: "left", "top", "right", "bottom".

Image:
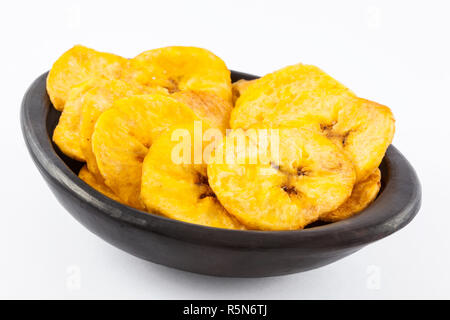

{"left": 21, "top": 71, "right": 422, "bottom": 250}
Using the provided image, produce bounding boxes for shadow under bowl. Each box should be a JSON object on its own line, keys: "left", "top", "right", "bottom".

{"left": 20, "top": 71, "right": 421, "bottom": 277}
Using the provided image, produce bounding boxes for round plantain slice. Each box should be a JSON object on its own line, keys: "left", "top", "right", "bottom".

{"left": 171, "top": 90, "right": 232, "bottom": 132}
{"left": 207, "top": 128, "right": 356, "bottom": 231}
{"left": 52, "top": 79, "right": 96, "bottom": 161}
{"left": 230, "top": 63, "right": 395, "bottom": 182}
{"left": 141, "top": 124, "right": 245, "bottom": 230}
{"left": 91, "top": 94, "right": 198, "bottom": 209}
{"left": 79, "top": 79, "right": 145, "bottom": 179}
{"left": 319, "top": 98, "right": 394, "bottom": 182}
{"left": 47, "top": 45, "right": 127, "bottom": 111}
{"left": 125, "top": 46, "right": 232, "bottom": 103}
{"left": 232, "top": 79, "right": 256, "bottom": 105}
{"left": 320, "top": 168, "right": 381, "bottom": 222}
{"left": 78, "top": 165, "right": 123, "bottom": 203}
{"left": 53, "top": 78, "right": 139, "bottom": 162}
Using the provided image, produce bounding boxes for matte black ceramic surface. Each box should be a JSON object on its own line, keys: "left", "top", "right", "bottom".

{"left": 21, "top": 71, "right": 421, "bottom": 277}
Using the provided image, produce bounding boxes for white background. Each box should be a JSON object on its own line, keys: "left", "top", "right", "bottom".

{"left": 1, "top": 0, "right": 449, "bottom": 299}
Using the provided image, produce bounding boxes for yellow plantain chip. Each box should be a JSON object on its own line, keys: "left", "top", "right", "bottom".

{"left": 78, "top": 165, "right": 123, "bottom": 203}
{"left": 230, "top": 63, "right": 395, "bottom": 182}
{"left": 79, "top": 79, "right": 143, "bottom": 179}
{"left": 171, "top": 90, "right": 232, "bottom": 132}
{"left": 92, "top": 94, "right": 199, "bottom": 209}
{"left": 141, "top": 124, "right": 245, "bottom": 229}
{"left": 320, "top": 98, "right": 394, "bottom": 182}
{"left": 207, "top": 128, "right": 356, "bottom": 230}
{"left": 320, "top": 169, "right": 381, "bottom": 222}
{"left": 52, "top": 79, "right": 95, "bottom": 161}
{"left": 232, "top": 79, "right": 256, "bottom": 105}
{"left": 53, "top": 78, "right": 138, "bottom": 162}
{"left": 47, "top": 45, "right": 127, "bottom": 111}
{"left": 125, "top": 46, "right": 232, "bottom": 103}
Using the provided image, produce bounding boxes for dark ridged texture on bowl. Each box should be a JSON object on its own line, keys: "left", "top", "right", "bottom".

{"left": 20, "top": 71, "right": 421, "bottom": 277}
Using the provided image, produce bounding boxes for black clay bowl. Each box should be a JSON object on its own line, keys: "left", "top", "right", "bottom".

{"left": 21, "top": 71, "right": 421, "bottom": 277}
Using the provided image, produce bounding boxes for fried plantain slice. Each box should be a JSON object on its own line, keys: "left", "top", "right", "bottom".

{"left": 230, "top": 63, "right": 395, "bottom": 182}
{"left": 52, "top": 79, "right": 95, "bottom": 161}
{"left": 141, "top": 124, "right": 244, "bottom": 229}
{"left": 207, "top": 128, "right": 356, "bottom": 230}
{"left": 232, "top": 79, "right": 256, "bottom": 105}
{"left": 91, "top": 94, "right": 198, "bottom": 209}
{"left": 319, "top": 98, "right": 394, "bottom": 182}
{"left": 47, "top": 45, "right": 127, "bottom": 111}
{"left": 79, "top": 79, "right": 143, "bottom": 179}
{"left": 125, "top": 46, "right": 232, "bottom": 103}
{"left": 53, "top": 78, "right": 138, "bottom": 162}
{"left": 320, "top": 168, "right": 381, "bottom": 222}
{"left": 171, "top": 90, "right": 232, "bottom": 131}
{"left": 78, "top": 165, "right": 123, "bottom": 203}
